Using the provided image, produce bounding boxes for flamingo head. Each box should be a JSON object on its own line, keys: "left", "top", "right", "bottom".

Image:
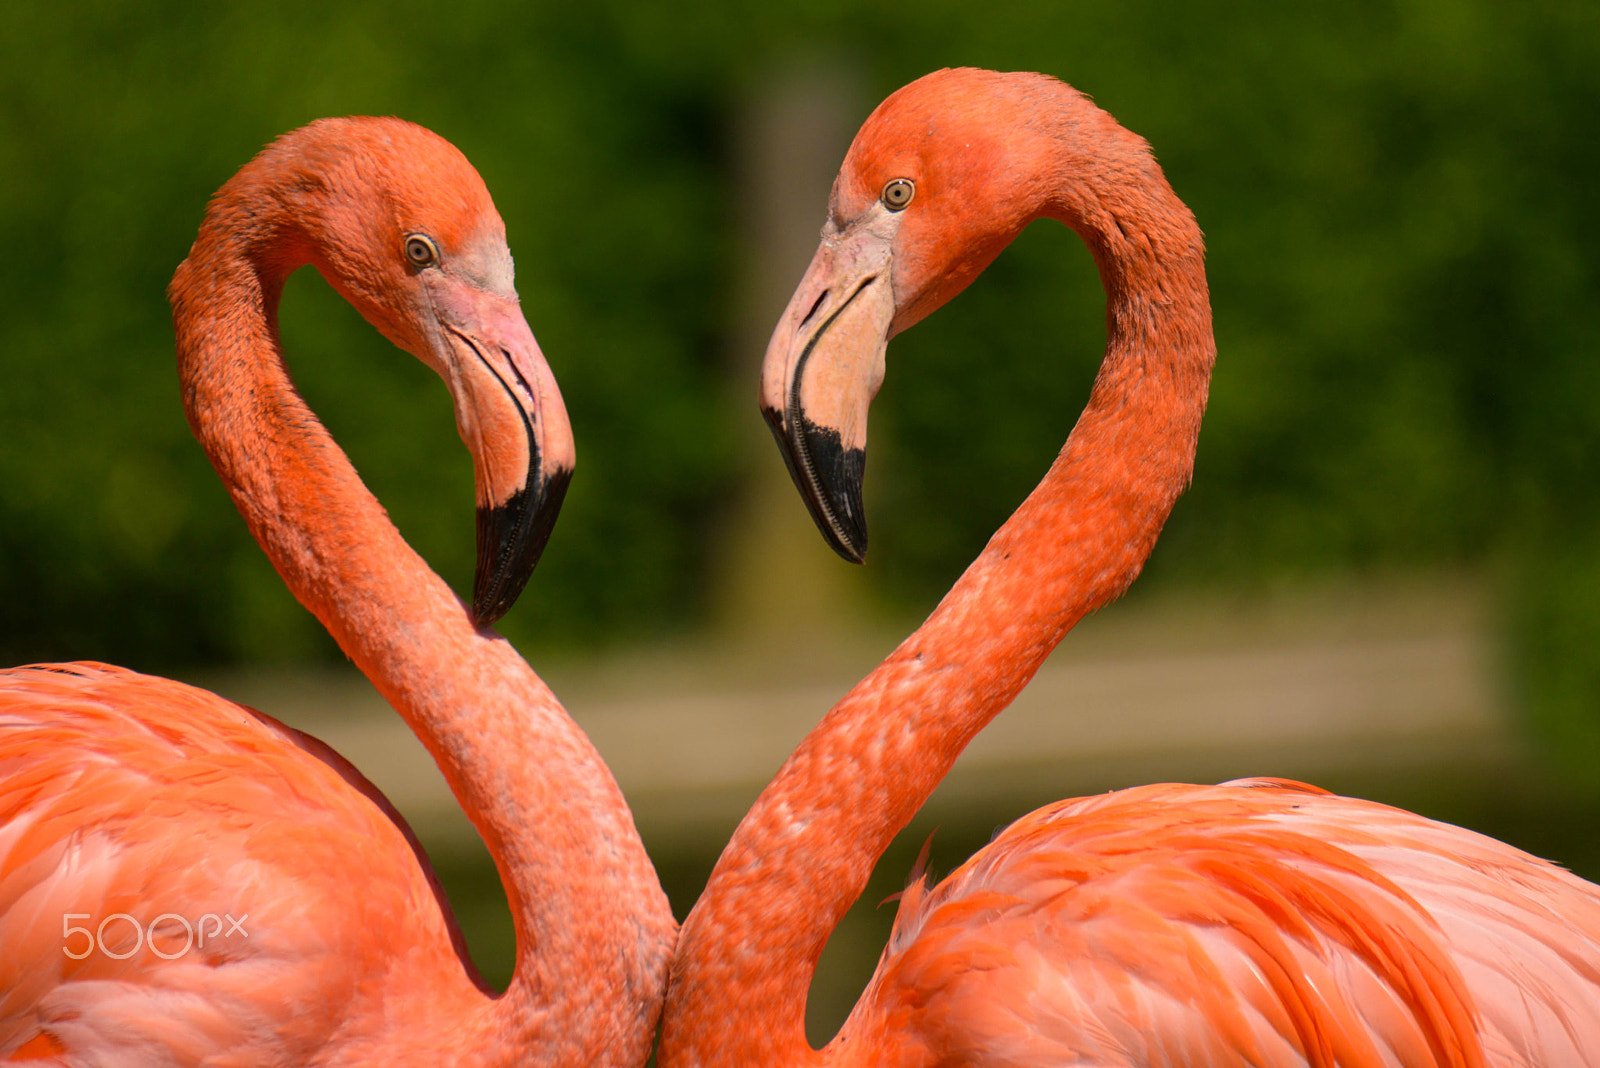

{"left": 760, "top": 68, "right": 1068, "bottom": 562}
{"left": 222, "top": 117, "right": 576, "bottom": 626}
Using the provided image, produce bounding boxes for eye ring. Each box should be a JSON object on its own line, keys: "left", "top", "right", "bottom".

{"left": 404, "top": 233, "right": 440, "bottom": 268}
{"left": 881, "top": 178, "right": 915, "bottom": 211}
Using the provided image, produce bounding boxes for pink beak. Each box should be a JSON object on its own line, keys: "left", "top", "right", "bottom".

{"left": 427, "top": 276, "right": 576, "bottom": 626}
{"left": 760, "top": 219, "right": 897, "bottom": 563}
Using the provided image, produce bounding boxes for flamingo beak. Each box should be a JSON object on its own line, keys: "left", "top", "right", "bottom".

{"left": 428, "top": 279, "right": 575, "bottom": 627}
{"left": 760, "top": 219, "right": 897, "bottom": 563}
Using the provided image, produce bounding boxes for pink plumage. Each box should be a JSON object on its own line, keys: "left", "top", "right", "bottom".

{"left": 0, "top": 662, "right": 476, "bottom": 1061}
{"left": 1, "top": 116, "right": 673, "bottom": 1064}
{"left": 659, "top": 68, "right": 1600, "bottom": 1067}
{"left": 856, "top": 781, "right": 1600, "bottom": 1066}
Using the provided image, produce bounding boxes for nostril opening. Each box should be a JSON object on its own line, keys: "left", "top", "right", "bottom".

{"left": 502, "top": 351, "right": 536, "bottom": 399}
{"left": 798, "top": 289, "right": 830, "bottom": 329}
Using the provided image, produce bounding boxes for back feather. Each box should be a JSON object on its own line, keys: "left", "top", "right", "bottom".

{"left": 842, "top": 781, "right": 1600, "bottom": 1067}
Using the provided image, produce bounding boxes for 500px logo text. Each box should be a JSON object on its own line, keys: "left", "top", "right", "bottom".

{"left": 62, "top": 912, "right": 249, "bottom": 960}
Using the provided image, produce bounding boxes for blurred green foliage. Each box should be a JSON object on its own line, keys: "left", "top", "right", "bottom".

{"left": 0, "top": 2, "right": 1596, "bottom": 767}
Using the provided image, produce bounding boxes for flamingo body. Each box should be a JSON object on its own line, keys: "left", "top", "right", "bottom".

{"left": 660, "top": 68, "right": 1600, "bottom": 1068}
{"left": 1, "top": 663, "right": 477, "bottom": 1063}
{"left": 848, "top": 781, "right": 1600, "bottom": 1067}
{"left": 2, "top": 117, "right": 674, "bottom": 1064}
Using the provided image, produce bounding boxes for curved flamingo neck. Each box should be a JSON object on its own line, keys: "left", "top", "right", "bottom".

{"left": 662, "top": 99, "right": 1214, "bottom": 1067}
{"left": 170, "top": 204, "right": 673, "bottom": 1065}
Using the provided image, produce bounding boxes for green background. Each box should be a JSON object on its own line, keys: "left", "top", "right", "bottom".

{"left": 2, "top": 0, "right": 1597, "bottom": 1034}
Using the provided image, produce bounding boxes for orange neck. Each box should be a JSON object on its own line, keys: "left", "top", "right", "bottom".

{"left": 170, "top": 217, "right": 674, "bottom": 1065}
{"left": 661, "top": 110, "right": 1214, "bottom": 1067}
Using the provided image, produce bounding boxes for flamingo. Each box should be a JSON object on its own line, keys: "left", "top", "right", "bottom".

{"left": 659, "top": 68, "right": 1600, "bottom": 1067}
{"left": 0, "top": 117, "right": 676, "bottom": 1064}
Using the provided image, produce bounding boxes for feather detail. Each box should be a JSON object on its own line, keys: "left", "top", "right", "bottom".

{"left": 0, "top": 663, "right": 477, "bottom": 1063}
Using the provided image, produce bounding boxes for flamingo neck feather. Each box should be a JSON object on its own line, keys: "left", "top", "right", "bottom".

{"left": 663, "top": 82, "right": 1215, "bottom": 1068}
{"left": 169, "top": 178, "right": 672, "bottom": 1065}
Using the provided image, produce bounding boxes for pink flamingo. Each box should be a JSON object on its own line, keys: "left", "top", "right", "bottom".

{"left": 660, "top": 69, "right": 1600, "bottom": 1066}
{"left": 0, "top": 118, "right": 675, "bottom": 1063}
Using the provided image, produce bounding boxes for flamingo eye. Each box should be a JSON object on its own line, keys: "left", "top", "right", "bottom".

{"left": 881, "top": 178, "right": 915, "bottom": 211}
{"left": 404, "top": 234, "right": 440, "bottom": 268}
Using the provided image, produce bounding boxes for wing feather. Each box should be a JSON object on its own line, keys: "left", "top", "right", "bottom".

{"left": 841, "top": 781, "right": 1600, "bottom": 1067}
{"left": 0, "top": 663, "right": 477, "bottom": 1064}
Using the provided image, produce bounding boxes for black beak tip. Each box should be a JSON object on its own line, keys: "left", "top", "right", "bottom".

{"left": 819, "top": 484, "right": 868, "bottom": 565}
{"left": 470, "top": 467, "right": 573, "bottom": 628}
{"left": 828, "top": 527, "right": 868, "bottom": 565}
{"left": 763, "top": 405, "right": 869, "bottom": 565}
